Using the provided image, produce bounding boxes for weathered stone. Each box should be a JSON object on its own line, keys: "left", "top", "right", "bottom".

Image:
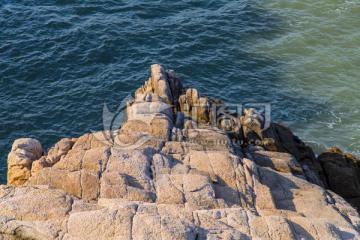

{"left": 25, "top": 168, "right": 81, "bottom": 197}
{"left": 263, "top": 123, "right": 326, "bottom": 187}
{"left": 100, "top": 148, "right": 156, "bottom": 202}
{"left": 81, "top": 169, "right": 100, "bottom": 200}
{"left": 179, "top": 88, "right": 212, "bottom": 124}
{"left": 238, "top": 108, "right": 327, "bottom": 188}
{"left": 99, "top": 171, "right": 127, "bottom": 199}
{"left": 31, "top": 156, "right": 51, "bottom": 175}
{"left": 135, "top": 64, "right": 183, "bottom": 108}
{"left": 116, "top": 114, "right": 173, "bottom": 151}
{"left": 52, "top": 148, "right": 84, "bottom": 171}
{"left": 160, "top": 216, "right": 197, "bottom": 240}
{"left": 249, "top": 150, "right": 304, "bottom": 175}
{"left": 44, "top": 138, "right": 75, "bottom": 165}
{"left": 25, "top": 146, "right": 110, "bottom": 201}
{"left": 127, "top": 99, "right": 173, "bottom": 122}
{"left": 2, "top": 64, "right": 360, "bottom": 239}
{"left": 71, "top": 132, "right": 110, "bottom": 151}
{"left": 29, "top": 138, "right": 74, "bottom": 176}
{"left": 65, "top": 207, "right": 135, "bottom": 239}
{"left": 317, "top": 147, "right": 360, "bottom": 210}
{"left": 161, "top": 141, "right": 205, "bottom": 156}
{"left": 241, "top": 108, "right": 265, "bottom": 144}
{"left": 0, "top": 185, "right": 72, "bottom": 222}
{"left": 156, "top": 174, "right": 185, "bottom": 204}
{"left": 183, "top": 173, "right": 219, "bottom": 210}
{"left": 170, "top": 127, "right": 183, "bottom": 141}
{"left": 7, "top": 138, "right": 42, "bottom": 185}
{"left": 186, "top": 126, "right": 233, "bottom": 151}
{"left": 165, "top": 69, "right": 183, "bottom": 109}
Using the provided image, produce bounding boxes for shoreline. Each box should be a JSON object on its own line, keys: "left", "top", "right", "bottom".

{"left": 1, "top": 65, "right": 359, "bottom": 239}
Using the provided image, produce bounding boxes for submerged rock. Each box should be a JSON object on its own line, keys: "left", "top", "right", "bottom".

{"left": 1, "top": 65, "right": 360, "bottom": 239}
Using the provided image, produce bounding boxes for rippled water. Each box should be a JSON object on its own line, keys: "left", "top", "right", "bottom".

{"left": 1, "top": 0, "right": 359, "bottom": 183}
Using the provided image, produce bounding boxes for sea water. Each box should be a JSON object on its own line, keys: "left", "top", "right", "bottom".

{"left": 1, "top": 0, "right": 359, "bottom": 183}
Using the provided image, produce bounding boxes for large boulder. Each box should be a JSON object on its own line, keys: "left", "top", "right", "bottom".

{"left": 7, "top": 138, "right": 42, "bottom": 185}
{"left": 179, "top": 88, "right": 212, "bottom": 124}
{"left": 31, "top": 138, "right": 75, "bottom": 175}
{"left": 135, "top": 64, "right": 183, "bottom": 108}
{"left": 317, "top": 147, "right": 360, "bottom": 210}
{"left": 247, "top": 150, "right": 303, "bottom": 175}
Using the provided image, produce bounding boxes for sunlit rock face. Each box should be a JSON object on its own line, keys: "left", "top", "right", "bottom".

{"left": 2, "top": 65, "right": 360, "bottom": 240}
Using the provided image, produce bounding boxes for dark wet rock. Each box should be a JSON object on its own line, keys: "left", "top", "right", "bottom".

{"left": 317, "top": 147, "right": 360, "bottom": 210}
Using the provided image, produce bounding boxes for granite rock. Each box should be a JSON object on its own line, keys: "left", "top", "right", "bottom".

{"left": 317, "top": 147, "right": 360, "bottom": 211}
{"left": 2, "top": 65, "right": 360, "bottom": 239}
{"left": 7, "top": 138, "right": 42, "bottom": 185}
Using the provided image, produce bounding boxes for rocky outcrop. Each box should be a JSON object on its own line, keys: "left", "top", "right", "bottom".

{"left": 7, "top": 138, "right": 42, "bottom": 185}
{"left": 317, "top": 147, "right": 360, "bottom": 211}
{"left": 1, "top": 64, "right": 360, "bottom": 239}
{"left": 241, "top": 109, "right": 327, "bottom": 188}
{"left": 31, "top": 138, "right": 76, "bottom": 175}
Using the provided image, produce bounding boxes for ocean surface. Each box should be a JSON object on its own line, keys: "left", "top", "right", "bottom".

{"left": 1, "top": 0, "right": 359, "bottom": 184}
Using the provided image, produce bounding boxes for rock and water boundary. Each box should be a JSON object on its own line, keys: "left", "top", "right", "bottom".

{"left": 1, "top": 64, "right": 360, "bottom": 239}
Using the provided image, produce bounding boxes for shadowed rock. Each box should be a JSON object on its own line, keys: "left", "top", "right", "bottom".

{"left": 317, "top": 147, "right": 360, "bottom": 211}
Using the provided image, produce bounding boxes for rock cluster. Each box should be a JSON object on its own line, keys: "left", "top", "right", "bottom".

{"left": 317, "top": 147, "right": 360, "bottom": 211}
{"left": 2, "top": 64, "right": 360, "bottom": 239}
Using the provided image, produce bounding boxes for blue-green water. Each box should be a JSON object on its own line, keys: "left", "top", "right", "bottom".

{"left": 1, "top": 0, "right": 359, "bottom": 183}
